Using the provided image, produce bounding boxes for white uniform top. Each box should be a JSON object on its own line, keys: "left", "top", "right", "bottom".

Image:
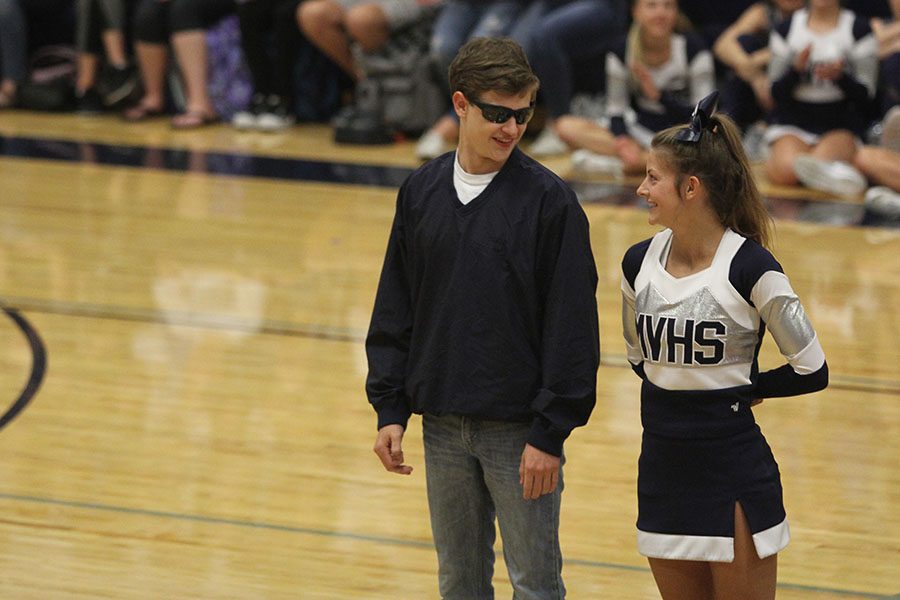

{"left": 622, "top": 228, "right": 826, "bottom": 401}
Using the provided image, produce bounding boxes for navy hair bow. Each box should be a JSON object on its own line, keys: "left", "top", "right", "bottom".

{"left": 674, "top": 91, "right": 719, "bottom": 143}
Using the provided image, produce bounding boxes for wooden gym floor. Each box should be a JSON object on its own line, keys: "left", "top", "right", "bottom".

{"left": 0, "top": 111, "right": 896, "bottom": 599}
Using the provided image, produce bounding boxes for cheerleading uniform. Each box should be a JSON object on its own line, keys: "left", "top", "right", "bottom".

{"left": 766, "top": 7, "right": 879, "bottom": 144}
{"left": 621, "top": 228, "right": 828, "bottom": 562}
{"left": 605, "top": 31, "right": 715, "bottom": 147}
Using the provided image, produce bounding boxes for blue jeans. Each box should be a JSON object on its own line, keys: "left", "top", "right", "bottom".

{"left": 429, "top": 0, "right": 524, "bottom": 91}
{"left": 423, "top": 414, "right": 565, "bottom": 600}
{"left": 526, "top": 0, "right": 627, "bottom": 118}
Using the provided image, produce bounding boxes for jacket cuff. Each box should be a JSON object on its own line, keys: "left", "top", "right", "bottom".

{"left": 527, "top": 418, "right": 566, "bottom": 457}
{"left": 375, "top": 402, "right": 411, "bottom": 430}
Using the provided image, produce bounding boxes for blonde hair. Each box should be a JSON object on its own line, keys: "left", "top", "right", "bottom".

{"left": 651, "top": 113, "right": 774, "bottom": 248}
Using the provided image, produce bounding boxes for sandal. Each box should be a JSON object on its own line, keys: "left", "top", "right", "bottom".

{"left": 123, "top": 102, "right": 165, "bottom": 122}
{"left": 171, "top": 110, "right": 219, "bottom": 130}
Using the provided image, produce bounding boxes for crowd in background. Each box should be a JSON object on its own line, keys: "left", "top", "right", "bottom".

{"left": 0, "top": 0, "right": 898, "bottom": 213}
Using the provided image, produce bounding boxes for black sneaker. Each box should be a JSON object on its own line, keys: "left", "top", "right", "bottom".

{"left": 232, "top": 93, "right": 267, "bottom": 130}
{"left": 257, "top": 95, "right": 295, "bottom": 131}
{"left": 98, "top": 64, "right": 140, "bottom": 108}
{"left": 76, "top": 88, "right": 104, "bottom": 115}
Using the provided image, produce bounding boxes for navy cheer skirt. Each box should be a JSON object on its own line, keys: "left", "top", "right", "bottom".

{"left": 636, "top": 388, "right": 790, "bottom": 562}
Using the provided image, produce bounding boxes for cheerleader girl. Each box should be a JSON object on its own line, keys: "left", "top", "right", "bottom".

{"left": 621, "top": 91, "right": 829, "bottom": 599}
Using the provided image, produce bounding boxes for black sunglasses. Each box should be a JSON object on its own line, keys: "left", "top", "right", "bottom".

{"left": 469, "top": 98, "right": 535, "bottom": 125}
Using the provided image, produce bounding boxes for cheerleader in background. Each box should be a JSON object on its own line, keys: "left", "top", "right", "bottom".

{"left": 555, "top": 0, "right": 715, "bottom": 176}
{"left": 764, "top": 0, "right": 879, "bottom": 198}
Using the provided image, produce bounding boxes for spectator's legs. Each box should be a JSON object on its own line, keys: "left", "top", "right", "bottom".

{"left": 101, "top": 29, "right": 129, "bottom": 68}
{"left": 76, "top": 0, "right": 103, "bottom": 95}
{"left": 125, "top": 0, "right": 169, "bottom": 119}
{"left": 170, "top": 29, "right": 216, "bottom": 118}
{"left": 785, "top": 131, "right": 868, "bottom": 198}
{"left": 854, "top": 145, "right": 900, "bottom": 191}
{"left": 169, "top": 0, "right": 236, "bottom": 129}
{"left": 76, "top": 53, "right": 100, "bottom": 95}
{"left": 556, "top": 115, "right": 616, "bottom": 154}
{"left": 527, "top": 0, "right": 625, "bottom": 120}
{"left": 273, "top": 0, "right": 303, "bottom": 102}
{"left": 811, "top": 130, "right": 859, "bottom": 163}
{"left": 131, "top": 41, "right": 168, "bottom": 111}
{"left": 297, "top": 0, "right": 358, "bottom": 79}
{"left": 507, "top": 0, "right": 549, "bottom": 57}
{"left": 96, "top": 0, "right": 129, "bottom": 67}
{"left": 344, "top": 3, "right": 390, "bottom": 54}
{"left": 237, "top": 0, "right": 277, "bottom": 96}
{"left": 429, "top": 0, "right": 480, "bottom": 92}
{"left": 766, "top": 135, "right": 811, "bottom": 186}
{"left": 168, "top": 0, "right": 235, "bottom": 125}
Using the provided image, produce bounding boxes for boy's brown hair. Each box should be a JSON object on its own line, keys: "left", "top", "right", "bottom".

{"left": 448, "top": 37, "right": 540, "bottom": 101}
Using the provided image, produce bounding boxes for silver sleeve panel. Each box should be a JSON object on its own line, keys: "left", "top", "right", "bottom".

{"left": 759, "top": 295, "right": 816, "bottom": 359}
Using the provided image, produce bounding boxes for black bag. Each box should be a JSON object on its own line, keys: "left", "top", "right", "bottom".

{"left": 16, "top": 45, "right": 77, "bottom": 111}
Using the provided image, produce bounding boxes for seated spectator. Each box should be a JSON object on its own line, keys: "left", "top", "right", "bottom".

{"left": 230, "top": 0, "right": 301, "bottom": 131}
{"left": 74, "top": 0, "right": 140, "bottom": 114}
{"left": 288, "top": 0, "right": 441, "bottom": 134}
{"left": 524, "top": 0, "right": 629, "bottom": 157}
{"left": 764, "top": 0, "right": 879, "bottom": 197}
{"left": 296, "top": 0, "right": 439, "bottom": 80}
{"left": 414, "top": 0, "right": 526, "bottom": 159}
{"left": 0, "top": 0, "right": 27, "bottom": 108}
{"left": 553, "top": 0, "right": 715, "bottom": 176}
{"left": 124, "top": 0, "right": 235, "bottom": 128}
{"left": 713, "top": 0, "right": 803, "bottom": 132}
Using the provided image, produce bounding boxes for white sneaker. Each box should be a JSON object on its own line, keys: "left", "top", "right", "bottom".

{"left": 793, "top": 154, "right": 867, "bottom": 198}
{"left": 864, "top": 186, "right": 900, "bottom": 217}
{"left": 881, "top": 105, "right": 900, "bottom": 153}
{"left": 257, "top": 111, "right": 295, "bottom": 132}
{"left": 571, "top": 149, "right": 624, "bottom": 177}
{"left": 529, "top": 127, "right": 569, "bottom": 157}
{"left": 415, "top": 129, "right": 450, "bottom": 160}
{"left": 232, "top": 109, "right": 258, "bottom": 130}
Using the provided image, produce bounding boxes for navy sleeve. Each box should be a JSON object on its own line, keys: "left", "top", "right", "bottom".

{"left": 527, "top": 188, "right": 600, "bottom": 456}
{"left": 728, "top": 238, "right": 784, "bottom": 306}
{"left": 365, "top": 183, "right": 414, "bottom": 430}
{"left": 754, "top": 362, "right": 829, "bottom": 399}
{"left": 622, "top": 238, "right": 651, "bottom": 290}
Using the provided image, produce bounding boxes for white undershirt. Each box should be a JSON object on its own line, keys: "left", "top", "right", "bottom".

{"left": 454, "top": 151, "right": 498, "bottom": 205}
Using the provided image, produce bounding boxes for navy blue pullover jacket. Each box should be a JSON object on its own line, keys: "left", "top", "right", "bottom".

{"left": 365, "top": 147, "right": 599, "bottom": 456}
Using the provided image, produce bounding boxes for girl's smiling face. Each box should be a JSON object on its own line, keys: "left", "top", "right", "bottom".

{"left": 637, "top": 148, "right": 684, "bottom": 227}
